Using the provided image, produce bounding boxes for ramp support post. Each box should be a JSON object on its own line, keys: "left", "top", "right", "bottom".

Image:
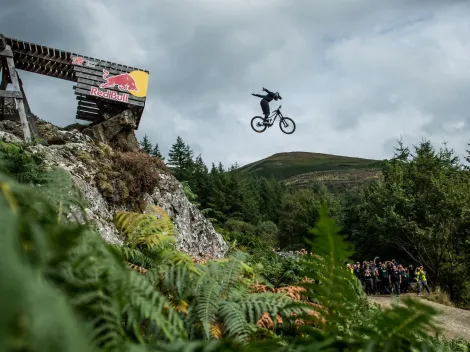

{"left": 0, "top": 42, "right": 36, "bottom": 142}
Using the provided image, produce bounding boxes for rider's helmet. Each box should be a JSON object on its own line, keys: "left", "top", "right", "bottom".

{"left": 274, "top": 92, "right": 280, "bottom": 100}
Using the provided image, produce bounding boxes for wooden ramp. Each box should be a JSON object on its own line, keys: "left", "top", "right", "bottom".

{"left": 0, "top": 34, "right": 150, "bottom": 140}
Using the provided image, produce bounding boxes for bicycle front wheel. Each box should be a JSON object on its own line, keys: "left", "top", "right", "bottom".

{"left": 279, "top": 117, "right": 296, "bottom": 134}
{"left": 251, "top": 116, "right": 267, "bottom": 133}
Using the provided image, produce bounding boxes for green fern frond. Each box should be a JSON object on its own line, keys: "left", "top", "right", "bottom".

{"left": 219, "top": 301, "right": 255, "bottom": 342}
{"left": 217, "top": 252, "right": 251, "bottom": 299}
{"left": 114, "top": 206, "right": 176, "bottom": 251}
{"left": 121, "top": 271, "right": 187, "bottom": 343}
{"left": 193, "top": 277, "right": 223, "bottom": 339}
{"left": 112, "top": 245, "right": 156, "bottom": 270}
{"left": 158, "top": 249, "right": 201, "bottom": 274}
{"left": 300, "top": 204, "right": 361, "bottom": 330}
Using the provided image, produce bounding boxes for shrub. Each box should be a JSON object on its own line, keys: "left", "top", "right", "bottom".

{"left": 0, "top": 141, "right": 47, "bottom": 184}
{"left": 95, "top": 150, "right": 168, "bottom": 210}
{"left": 425, "top": 286, "right": 454, "bottom": 307}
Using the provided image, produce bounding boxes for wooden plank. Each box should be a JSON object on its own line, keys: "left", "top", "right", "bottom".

{"left": 76, "top": 77, "right": 146, "bottom": 102}
{"left": 70, "top": 53, "right": 147, "bottom": 73}
{"left": 0, "top": 90, "right": 22, "bottom": 98}
{"left": 77, "top": 106, "right": 100, "bottom": 114}
{"left": 78, "top": 100, "right": 99, "bottom": 109}
{"left": 0, "top": 34, "right": 5, "bottom": 50}
{"left": 1, "top": 60, "right": 9, "bottom": 88}
{"left": 73, "top": 87, "right": 145, "bottom": 107}
{"left": 76, "top": 111, "right": 104, "bottom": 120}
{"left": 77, "top": 100, "right": 99, "bottom": 109}
{"left": 18, "top": 72, "right": 39, "bottom": 137}
{"left": 74, "top": 65, "right": 136, "bottom": 79}
{"left": 0, "top": 47, "right": 13, "bottom": 58}
{"left": 6, "top": 53, "right": 31, "bottom": 141}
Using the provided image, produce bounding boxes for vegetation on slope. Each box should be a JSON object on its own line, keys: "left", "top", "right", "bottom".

{"left": 1, "top": 137, "right": 470, "bottom": 351}
{"left": 146, "top": 135, "right": 470, "bottom": 310}
{"left": 238, "top": 151, "right": 382, "bottom": 181}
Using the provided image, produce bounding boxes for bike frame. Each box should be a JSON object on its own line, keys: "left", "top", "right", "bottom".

{"left": 266, "top": 106, "right": 284, "bottom": 125}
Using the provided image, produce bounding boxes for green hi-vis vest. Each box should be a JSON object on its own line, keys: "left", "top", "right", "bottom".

{"left": 418, "top": 271, "right": 427, "bottom": 282}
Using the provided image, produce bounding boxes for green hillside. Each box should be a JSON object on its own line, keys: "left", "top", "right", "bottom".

{"left": 239, "top": 151, "right": 383, "bottom": 181}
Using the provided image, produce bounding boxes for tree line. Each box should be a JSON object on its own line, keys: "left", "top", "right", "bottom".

{"left": 141, "top": 135, "right": 470, "bottom": 307}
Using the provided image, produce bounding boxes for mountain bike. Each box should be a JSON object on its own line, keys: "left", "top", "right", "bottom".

{"left": 250, "top": 105, "right": 296, "bottom": 134}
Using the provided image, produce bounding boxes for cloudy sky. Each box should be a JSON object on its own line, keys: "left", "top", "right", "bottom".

{"left": 2, "top": 0, "right": 470, "bottom": 167}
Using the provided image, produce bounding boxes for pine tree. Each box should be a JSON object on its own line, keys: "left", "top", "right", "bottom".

{"left": 140, "top": 135, "right": 153, "bottom": 154}
{"left": 151, "top": 143, "right": 165, "bottom": 161}
{"left": 167, "top": 136, "right": 193, "bottom": 180}
{"left": 188, "top": 155, "right": 210, "bottom": 208}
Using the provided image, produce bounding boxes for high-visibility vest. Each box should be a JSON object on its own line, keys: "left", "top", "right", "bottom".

{"left": 418, "top": 271, "right": 427, "bottom": 282}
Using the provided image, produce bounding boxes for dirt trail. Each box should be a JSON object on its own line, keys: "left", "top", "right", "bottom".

{"left": 369, "top": 294, "right": 470, "bottom": 342}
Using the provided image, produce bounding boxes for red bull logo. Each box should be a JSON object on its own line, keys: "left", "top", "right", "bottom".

{"left": 87, "top": 68, "right": 148, "bottom": 103}
{"left": 99, "top": 70, "right": 138, "bottom": 92}
{"left": 89, "top": 87, "right": 129, "bottom": 102}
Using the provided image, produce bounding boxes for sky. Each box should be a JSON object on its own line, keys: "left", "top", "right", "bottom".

{"left": 1, "top": 0, "right": 470, "bottom": 168}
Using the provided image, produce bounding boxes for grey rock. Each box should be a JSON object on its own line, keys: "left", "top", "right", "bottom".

{"left": 82, "top": 110, "right": 140, "bottom": 152}
{"left": 147, "top": 173, "right": 228, "bottom": 259}
{"left": 0, "top": 130, "right": 22, "bottom": 143}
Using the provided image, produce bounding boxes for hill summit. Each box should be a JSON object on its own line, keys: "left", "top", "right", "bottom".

{"left": 239, "top": 151, "right": 383, "bottom": 189}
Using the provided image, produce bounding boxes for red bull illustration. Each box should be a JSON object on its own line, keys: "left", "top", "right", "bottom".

{"left": 99, "top": 70, "right": 139, "bottom": 92}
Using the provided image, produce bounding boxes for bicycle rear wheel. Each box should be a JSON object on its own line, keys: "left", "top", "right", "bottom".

{"left": 279, "top": 117, "right": 296, "bottom": 134}
{"left": 251, "top": 116, "right": 267, "bottom": 133}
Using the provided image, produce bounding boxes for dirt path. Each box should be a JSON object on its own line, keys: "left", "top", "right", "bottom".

{"left": 369, "top": 294, "right": 470, "bottom": 342}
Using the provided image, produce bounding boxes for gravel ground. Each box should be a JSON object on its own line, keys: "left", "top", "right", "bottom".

{"left": 369, "top": 294, "right": 470, "bottom": 342}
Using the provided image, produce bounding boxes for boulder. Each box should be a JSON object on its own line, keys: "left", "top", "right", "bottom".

{"left": 82, "top": 110, "right": 140, "bottom": 152}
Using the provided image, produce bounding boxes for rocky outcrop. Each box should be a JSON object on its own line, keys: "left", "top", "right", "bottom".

{"left": 0, "top": 123, "right": 228, "bottom": 260}
{"left": 82, "top": 110, "right": 140, "bottom": 152}
{"left": 146, "top": 173, "right": 228, "bottom": 259}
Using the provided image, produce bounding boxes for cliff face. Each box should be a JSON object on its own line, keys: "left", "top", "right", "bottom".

{"left": 0, "top": 111, "right": 228, "bottom": 260}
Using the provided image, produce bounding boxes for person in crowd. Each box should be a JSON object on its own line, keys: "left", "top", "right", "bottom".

{"left": 400, "top": 266, "right": 409, "bottom": 293}
{"left": 415, "top": 265, "right": 430, "bottom": 296}
{"left": 363, "top": 268, "right": 374, "bottom": 295}
{"left": 389, "top": 264, "right": 402, "bottom": 297}
{"left": 373, "top": 264, "right": 381, "bottom": 295}
{"left": 354, "top": 262, "right": 363, "bottom": 288}
{"left": 380, "top": 264, "right": 390, "bottom": 294}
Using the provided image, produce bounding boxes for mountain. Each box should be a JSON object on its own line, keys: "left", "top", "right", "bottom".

{"left": 239, "top": 151, "right": 384, "bottom": 189}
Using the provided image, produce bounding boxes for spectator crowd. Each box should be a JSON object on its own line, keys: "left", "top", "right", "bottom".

{"left": 347, "top": 258, "right": 431, "bottom": 297}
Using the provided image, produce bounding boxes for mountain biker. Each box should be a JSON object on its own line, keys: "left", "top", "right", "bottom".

{"left": 252, "top": 87, "right": 282, "bottom": 124}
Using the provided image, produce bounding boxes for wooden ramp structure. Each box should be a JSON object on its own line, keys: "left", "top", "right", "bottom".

{"left": 0, "top": 34, "right": 150, "bottom": 141}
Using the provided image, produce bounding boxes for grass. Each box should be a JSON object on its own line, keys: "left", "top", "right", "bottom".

{"left": 238, "top": 151, "right": 384, "bottom": 184}
{"left": 424, "top": 287, "right": 455, "bottom": 307}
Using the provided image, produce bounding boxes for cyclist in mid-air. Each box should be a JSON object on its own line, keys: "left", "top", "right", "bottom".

{"left": 252, "top": 87, "right": 282, "bottom": 124}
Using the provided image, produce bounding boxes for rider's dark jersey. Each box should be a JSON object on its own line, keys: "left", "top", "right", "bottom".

{"left": 253, "top": 91, "right": 276, "bottom": 102}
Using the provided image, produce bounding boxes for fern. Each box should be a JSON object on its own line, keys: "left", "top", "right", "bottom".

{"left": 114, "top": 206, "right": 176, "bottom": 251}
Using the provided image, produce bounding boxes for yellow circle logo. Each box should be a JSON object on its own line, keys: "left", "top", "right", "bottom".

{"left": 128, "top": 70, "right": 149, "bottom": 98}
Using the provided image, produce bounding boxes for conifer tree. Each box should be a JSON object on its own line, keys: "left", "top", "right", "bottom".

{"left": 151, "top": 143, "right": 165, "bottom": 161}
{"left": 140, "top": 135, "right": 153, "bottom": 154}
{"left": 167, "top": 136, "right": 194, "bottom": 180}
